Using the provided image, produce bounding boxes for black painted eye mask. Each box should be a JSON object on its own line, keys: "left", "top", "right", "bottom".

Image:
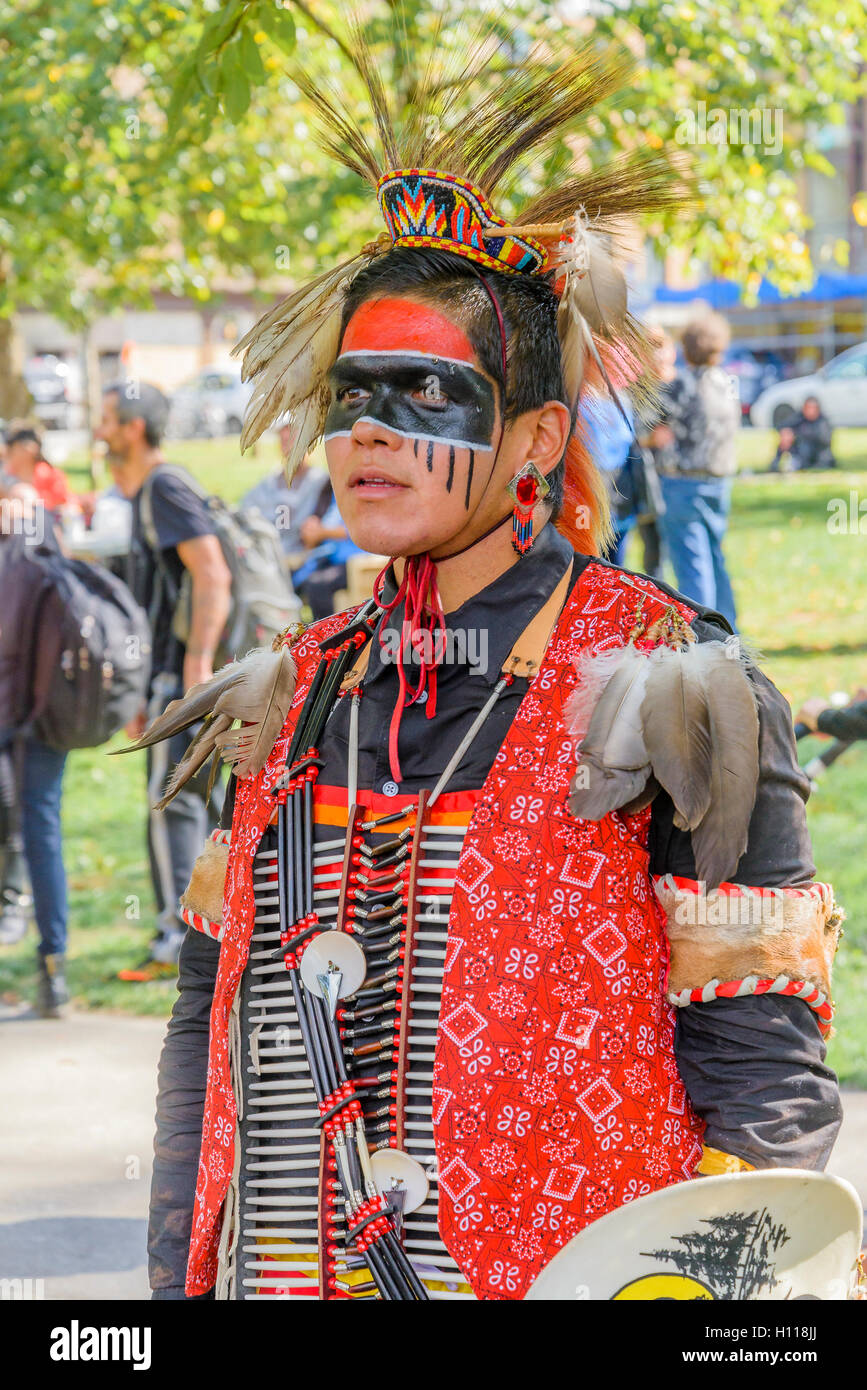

{"left": 324, "top": 352, "right": 497, "bottom": 451}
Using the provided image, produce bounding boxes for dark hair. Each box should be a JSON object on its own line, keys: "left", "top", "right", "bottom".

{"left": 4, "top": 426, "right": 41, "bottom": 449}
{"left": 681, "top": 310, "right": 730, "bottom": 367}
{"left": 340, "top": 247, "right": 568, "bottom": 514}
{"left": 104, "top": 381, "right": 169, "bottom": 447}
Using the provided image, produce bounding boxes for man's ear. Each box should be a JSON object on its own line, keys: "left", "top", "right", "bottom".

{"left": 529, "top": 401, "right": 572, "bottom": 478}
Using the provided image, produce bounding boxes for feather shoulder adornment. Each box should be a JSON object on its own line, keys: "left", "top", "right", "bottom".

{"left": 567, "top": 634, "right": 760, "bottom": 888}
{"left": 113, "top": 646, "right": 297, "bottom": 810}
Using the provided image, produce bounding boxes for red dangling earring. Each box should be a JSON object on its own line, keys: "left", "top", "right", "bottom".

{"left": 507, "top": 460, "right": 551, "bottom": 556}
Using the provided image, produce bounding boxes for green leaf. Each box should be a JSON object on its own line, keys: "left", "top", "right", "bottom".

{"left": 239, "top": 26, "right": 265, "bottom": 84}
{"left": 259, "top": 4, "right": 296, "bottom": 55}
{"left": 166, "top": 57, "right": 198, "bottom": 134}
{"left": 199, "top": 0, "right": 245, "bottom": 57}
{"left": 220, "top": 44, "right": 251, "bottom": 123}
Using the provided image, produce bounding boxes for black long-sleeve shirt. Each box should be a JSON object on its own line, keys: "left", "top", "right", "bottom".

{"left": 149, "top": 526, "right": 842, "bottom": 1296}
{"left": 817, "top": 699, "right": 867, "bottom": 744}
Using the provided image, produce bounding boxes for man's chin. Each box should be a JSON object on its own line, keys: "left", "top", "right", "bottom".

{"left": 340, "top": 498, "right": 420, "bottom": 557}
{"left": 347, "top": 517, "right": 443, "bottom": 559}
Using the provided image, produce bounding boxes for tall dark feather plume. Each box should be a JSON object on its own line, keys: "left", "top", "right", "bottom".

{"left": 238, "top": 4, "right": 689, "bottom": 448}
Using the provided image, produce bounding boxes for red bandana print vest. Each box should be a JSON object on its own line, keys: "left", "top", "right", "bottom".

{"left": 185, "top": 563, "right": 704, "bottom": 1298}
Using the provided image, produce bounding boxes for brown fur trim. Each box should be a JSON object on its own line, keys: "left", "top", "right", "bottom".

{"left": 180, "top": 837, "right": 230, "bottom": 927}
{"left": 654, "top": 878, "right": 842, "bottom": 1001}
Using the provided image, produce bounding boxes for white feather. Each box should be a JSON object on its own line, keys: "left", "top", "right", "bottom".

{"left": 566, "top": 644, "right": 632, "bottom": 741}
{"left": 283, "top": 382, "right": 332, "bottom": 480}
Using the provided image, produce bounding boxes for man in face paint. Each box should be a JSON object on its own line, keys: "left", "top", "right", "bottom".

{"left": 324, "top": 296, "right": 571, "bottom": 602}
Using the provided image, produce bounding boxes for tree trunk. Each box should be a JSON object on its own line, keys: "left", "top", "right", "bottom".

{"left": 0, "top": 314, "right": 32, "bottom": 422}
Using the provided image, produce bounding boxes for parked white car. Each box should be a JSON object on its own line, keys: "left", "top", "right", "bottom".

{"left": 168, "top": 368, "right": 253, "bottom": 438}
{"left": 750, "top": 342, "right": 867, "bottom": 429}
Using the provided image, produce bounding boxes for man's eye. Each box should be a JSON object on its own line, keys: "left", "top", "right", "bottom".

{"left": 411, "top": 379, "right": 449, "bottom": 407}
{"left": 336, "top": 386, "right": 369, "bottom": 406}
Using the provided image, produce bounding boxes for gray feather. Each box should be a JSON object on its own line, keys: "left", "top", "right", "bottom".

{"left": 120, "top": 646, "right": 297, "bottom": 810}
{"left": 688, "top": 645, "right": 760, "bottom": 887}
{"left": 641, "top": 645, "right": 713, "bottom": 830}
{"left": 568, "top": 753, "right": 650, "bottom": 821}
{"left": 568, "top": 644, "right": 653, "bottom": 820}
{"left": 155, "top": 713, "right": 233, "bottom": 811}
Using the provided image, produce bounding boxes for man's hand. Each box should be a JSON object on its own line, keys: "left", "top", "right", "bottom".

{"left": 125, "top": 707, "right": 147, "bottom": 742}
{"left": 183, "top": 652, "right": 214, "bottom": 694}
{"left": 300, "top": 515, "right": 325, "bottom": 548}
{"left": 794, "top": 696, "right": 829, "bottom": 733}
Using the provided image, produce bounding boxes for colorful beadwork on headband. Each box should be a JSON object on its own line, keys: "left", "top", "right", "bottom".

{"left": 377, "top": 168, "right": 548, "bottom": 276}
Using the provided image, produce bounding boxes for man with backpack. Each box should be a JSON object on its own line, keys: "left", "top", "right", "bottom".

{"left": 0, "top": 478, "right": 150, "bottom": 1013}
{"left": 96, "top": 383, "right": 233, "bottom": 979}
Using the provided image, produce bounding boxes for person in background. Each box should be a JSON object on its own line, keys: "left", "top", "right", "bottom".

{"left": 95, "top": 383, "right": 232, "bottom": 980}
{"left": 769, "top": 397, "right": 836, "bottom": 473}
{"left": 0, "top": 479, "right": 69, "bottom": 1015}
{"left": 291, "top": 498, "right": 363, "bottom": 620}
{"left": 650, "top": 311, "right": 740, "bottom": 629}
{"left": 3, "top": 424, "right": 78, "bottom": 515}
{"left": 796, "top": 689, "right": 867, "bottom": 743}
{"left": 240, "top": 416, "right": 331, "bottom": 569}
{"left": 577, "top": 393, "right": 635, "bottom": 567}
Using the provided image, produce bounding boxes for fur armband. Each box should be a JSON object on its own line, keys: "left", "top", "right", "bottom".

{"left": 180, "top": 829, "right": 232, "bottom": 943}
{"left": 654, "top": 874, "right": 843, "bottom": 1036}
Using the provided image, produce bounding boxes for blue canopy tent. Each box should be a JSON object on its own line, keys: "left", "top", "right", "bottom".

{"left": 653, "top": 272, "right": 867, "bottom": 307}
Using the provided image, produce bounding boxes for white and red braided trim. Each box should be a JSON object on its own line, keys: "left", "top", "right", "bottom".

{"left": 654, "top": 873, "right": 835, "bottom": 906}
{"left": 181, "top": 904, "right": 225, "bottom": 943}
{"left": 667, "top": 973, "right": 833, "bottom": 1035}
{"left": 210, "top": 828, "right": 232, "bottom": 848}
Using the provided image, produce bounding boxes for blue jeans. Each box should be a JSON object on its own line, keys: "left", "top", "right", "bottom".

{"left": 18, "top": 736, "right": 68, "bottom": 957}
{"left": 658, "top": 476, "right": 737, "bottom": 629}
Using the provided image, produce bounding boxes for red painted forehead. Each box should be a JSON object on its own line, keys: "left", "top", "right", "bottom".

{"left": 340, "top": 297, "right": 477, "bottom": 363}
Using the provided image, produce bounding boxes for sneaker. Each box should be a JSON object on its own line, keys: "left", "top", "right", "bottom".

{"left": 116, "top": 958, "right": 179, "bottom": 983}
{"left": 0, "top": 889, "right": 31, "bottom": 946}
{"left": 37, "top": 953, "right": 69, "bottom": 1018}
{"left": 116, "top": 928, "right": 185, "bottom": 982}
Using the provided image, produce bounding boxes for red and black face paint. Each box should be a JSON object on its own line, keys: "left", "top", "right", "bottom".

{"left": 325, "top": 298, "right": 497, "bottom": 509}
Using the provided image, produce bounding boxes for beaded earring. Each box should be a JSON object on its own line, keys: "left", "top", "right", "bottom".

{"left": 506, "top": 460, "right": 550, "bottom": 556}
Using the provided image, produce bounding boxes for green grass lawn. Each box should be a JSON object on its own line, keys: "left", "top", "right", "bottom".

{"left": 2, "top": 429, "right": 866, "bottom": 1083}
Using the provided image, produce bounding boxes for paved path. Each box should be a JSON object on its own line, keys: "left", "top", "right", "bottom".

{"left": 0, "top": 1007, "right": 165, "bottom": 1300}
{"left": 0, "top": 1005, "right": 865, "bottom": 1300}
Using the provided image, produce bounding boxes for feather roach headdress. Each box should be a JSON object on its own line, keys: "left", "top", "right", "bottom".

{"left": 233, "top": 12, "right": 686, "bottom": 503}
{"left": 125, "top": 16, "right": 693, "bottom": 807}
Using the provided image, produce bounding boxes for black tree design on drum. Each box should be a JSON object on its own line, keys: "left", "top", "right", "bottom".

{"left": 642, "top": 1208, "right": 790, "bottom": 1300}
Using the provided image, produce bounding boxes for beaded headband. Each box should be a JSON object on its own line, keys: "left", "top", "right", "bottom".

{"left": 377, "top": 168, "right": 548, "bottom": 276}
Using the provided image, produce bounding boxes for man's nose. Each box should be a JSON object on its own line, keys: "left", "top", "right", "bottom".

{"left": 350, "top": 412, "right": 402, "bottom": 450}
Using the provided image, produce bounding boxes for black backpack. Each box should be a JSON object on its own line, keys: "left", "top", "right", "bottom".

{"left": 0, "top": 541, "right": 151, "bottom": 750}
